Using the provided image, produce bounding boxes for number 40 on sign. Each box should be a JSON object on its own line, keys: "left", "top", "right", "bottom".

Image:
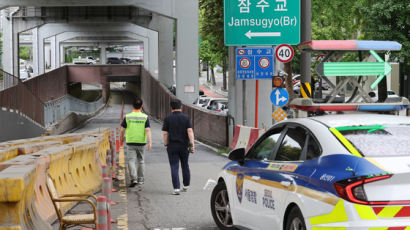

{"left": 275, "top": 44, "right": 294, "bottom": 63}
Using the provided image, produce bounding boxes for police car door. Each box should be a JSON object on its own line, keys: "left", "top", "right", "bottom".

{"left": 257, "top": 125, "right": 312, "bottom": 230}
{"left": 233, "top": 126, "right": 286, "bottom": 229}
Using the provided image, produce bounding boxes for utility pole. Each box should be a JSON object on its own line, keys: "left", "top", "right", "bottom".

{"left": 300, "top": 0, "right": 312, "bottom": 84}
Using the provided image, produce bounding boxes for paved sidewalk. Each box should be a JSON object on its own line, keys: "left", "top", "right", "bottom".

{"left": 199, "top": 67, "right": 228, "bottom": 98}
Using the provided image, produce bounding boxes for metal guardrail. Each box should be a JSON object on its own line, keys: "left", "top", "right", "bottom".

{"left": 0, "top": 69, "right": 45, "bottom": 125}
{"left": 44, "top": 94, "right": 104, "bottom": 126}
{"left": 140, "top": 68, "right": 229, "bottom": 148}
{"left": 0, "top": 70, "right": 19, "bottom": 91}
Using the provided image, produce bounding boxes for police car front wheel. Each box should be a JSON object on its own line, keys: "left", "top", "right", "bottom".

{"left": 285, "top": 206, "right": 306, "bottom": 230}
{"left": 211, "top": 182, "right": 236, "bottom": 230}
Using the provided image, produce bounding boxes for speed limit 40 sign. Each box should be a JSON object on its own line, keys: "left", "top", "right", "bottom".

{"left": 275, "top": 44, "right": 294, "bottom": 63}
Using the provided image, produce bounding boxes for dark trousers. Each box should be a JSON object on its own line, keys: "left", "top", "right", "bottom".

{"left": 167, "top": 144, "right": 190, "bottom": 189}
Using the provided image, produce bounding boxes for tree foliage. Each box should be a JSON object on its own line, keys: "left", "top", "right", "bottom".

{"left": 358, "top": 0, "right": 410, "bottom": 66}
{"left": 311, "top": 0, "right": 369, "bottom": 40}
{"left": 199, "top": 0, "right": 228, "bottom": 86}
{"left": 19, "top": 46, "right": 31, "bottom": 60}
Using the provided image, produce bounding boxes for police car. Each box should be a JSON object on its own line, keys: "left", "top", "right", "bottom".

{"left": 210, "top": 113, "right": 410, "bottom": 230}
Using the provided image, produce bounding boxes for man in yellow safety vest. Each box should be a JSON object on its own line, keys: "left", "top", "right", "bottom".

{"left": 121, "top": 97, "right": 152, "bottom": 187}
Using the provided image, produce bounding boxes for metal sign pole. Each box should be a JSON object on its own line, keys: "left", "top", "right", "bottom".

{"left": 300, "top": 0, "right": 312, "bottom": 84}
{"left": 255, "top": 79, "right": 259, "bottom": 128}
{"left": 243, "top": 80, "right": 247, "bottom": 125}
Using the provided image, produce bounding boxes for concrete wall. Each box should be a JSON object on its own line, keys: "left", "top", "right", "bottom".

{"left": 0, "top": 107, "right": 45, "bottom": 142}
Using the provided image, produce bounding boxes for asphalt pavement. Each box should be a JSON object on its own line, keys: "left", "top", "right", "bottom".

{"left": 58, "top": 90, "right": 230, "bottom": 230}
{"left": 116, "top": 119, "right": 229, "bottom": 230}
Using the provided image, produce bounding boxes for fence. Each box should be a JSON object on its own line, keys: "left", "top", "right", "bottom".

{"left": 23, "top": 66, "right": 68, "bottom": 102}
{"left": 0, "top": 66, "right": 99, "bottom": 128}
{"left": 0, "top": 69, "right": 19, "bottom": 91}
{"left": 0, "top": 70, "right": 45, "bottom": 125}
{"left": 140, "top": 68, "right": 229, "bottom": 148}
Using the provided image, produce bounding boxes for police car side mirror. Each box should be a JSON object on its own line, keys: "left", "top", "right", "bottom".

{"left": 229, "top": 148, "right": 245, "bottom": 165}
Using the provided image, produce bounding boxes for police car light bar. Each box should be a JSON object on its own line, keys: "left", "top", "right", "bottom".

{"left": 290, "top": 98, "right": 409, "bottom": 113}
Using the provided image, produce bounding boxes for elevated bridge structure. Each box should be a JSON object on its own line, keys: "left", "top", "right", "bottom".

{"left": 1, "top": 0, "right": 199, "bottom": 104}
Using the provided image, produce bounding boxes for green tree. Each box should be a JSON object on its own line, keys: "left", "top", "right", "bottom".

{"left": 19, "top": 46, "right": 32, "bottom": 60}
{"left": 200, "top": 39, "right": 216, "bottom": 84}
{"left": 359, "top": 0, "right": 410, "bottom": 67}
{"left": 312, "top": 0, "right": 369, "bottom": 40}
{"left": 199, "top": 0, "right": 228, "bottom": 89}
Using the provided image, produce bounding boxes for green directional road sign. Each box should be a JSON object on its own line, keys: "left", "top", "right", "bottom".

{"left": 224, "top": 0, "right": 300, "bottom": 46}
{"left": 316, "top": 50, "right": 392, "bottom": 89}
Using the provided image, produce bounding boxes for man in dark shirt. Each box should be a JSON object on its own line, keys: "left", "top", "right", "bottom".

{"left": 162, "top": 99, "right": 195, "bottom": 195}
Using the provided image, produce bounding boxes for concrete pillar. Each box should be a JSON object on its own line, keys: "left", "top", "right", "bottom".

{"left": 1, "top": 10, "right": 13, "bottom": 74}
{"left": 12, "top": 22, "right": 19, "bottom": 76}
{"left": 258, "top": 80, "right": 272, "bottom": 129}
{"left": 1, "top": 8, "right": 43, "bottom": 76}
{"left": 50, "top": 36, "right": 56, "bottom": 69}
{"left": 35, "top": 26, "right": 45, "bottom": 74}
{"left": 59, "top": 45, "right": 64, "bottom": 66}
{"left": 149, "top": 13, "right": 174, "bottom": 87}
{"left": 175, "top": 0, "right": 199, "bottom": 104}
{"left": 44, "top": 43, "right": 51, "bottom": 71}
{"left": 238, "top": 80, "right": 271, "bottom": 128}
{"left": 32, "top": 27, "right": 39, "bottom": 76}
{"left": 147, "top": 30, "right": 158, "bottom": 78}
{"left": 56, "top": 40, "right": 64, "bottom": 67}
{"left": 100, "top": 43, "right": 107, "bottom": 64}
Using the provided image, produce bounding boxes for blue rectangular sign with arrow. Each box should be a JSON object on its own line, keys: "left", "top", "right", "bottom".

{"left": 236, "top": 47, "right": 274, "bottom": 80}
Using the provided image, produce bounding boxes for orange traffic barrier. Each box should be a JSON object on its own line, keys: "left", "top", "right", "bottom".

{"left": 0, "top": 129, "right": 110, "bottom": 229}
{"left": 0, "top": 147, "right": 18, "bottom": 163}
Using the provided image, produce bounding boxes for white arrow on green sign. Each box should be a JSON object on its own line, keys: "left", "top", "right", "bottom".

{"left": 319, "top": 50, "right": 392, "bottom": 89}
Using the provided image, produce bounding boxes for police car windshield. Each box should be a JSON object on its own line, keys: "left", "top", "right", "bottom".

{"left": 338, "top": 124, "right": 410, "bottom": 157}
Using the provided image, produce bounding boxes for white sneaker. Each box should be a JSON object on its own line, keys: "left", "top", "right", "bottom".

{"left": 172, "top": 189, "right": 180, "bottom": 195}
{"left": 182, "top": 186, "right": 189, "bottom": 192}
{"left": 129, "top": 180, "right": 138, "bottom": 188}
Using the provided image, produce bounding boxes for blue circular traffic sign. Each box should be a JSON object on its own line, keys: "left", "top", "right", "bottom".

{"left": 270, "top": 88, "right": 289, "bottom": 107}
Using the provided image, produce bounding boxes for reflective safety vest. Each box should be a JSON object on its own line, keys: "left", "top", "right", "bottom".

{"left": 125, "top": 111, "right": 148, "bottom": 144}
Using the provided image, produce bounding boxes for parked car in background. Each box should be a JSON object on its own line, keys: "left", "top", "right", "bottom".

{"left": 120, "top": 58, "right": 131, "bottom": 64}
{"left": 73, "top": 56, "right": 96, "bottom": 64}
{"left": 193, "top": 95, "right": 211, "bottom": 107}
{"left": 19, "top": 65, "right": 30, "bottom": 80}
{"left": 107, "top": 57, "right": 122, "bottom": 64}
{"left": 203, "top": 98, "right": 228, "bottom": 113}
{"left": 368, "top": 90, "right": 400, "bottom": 102}
{"left": 315, "top": 80, "right": 331, "bottom": 90}
{"left": 207, "top": 99, "right": 228, "bottom": 115}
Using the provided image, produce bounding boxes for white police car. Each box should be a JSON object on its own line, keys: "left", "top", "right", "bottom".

{"left": 211, "top": 114, "right": 410, "bottom": 230}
